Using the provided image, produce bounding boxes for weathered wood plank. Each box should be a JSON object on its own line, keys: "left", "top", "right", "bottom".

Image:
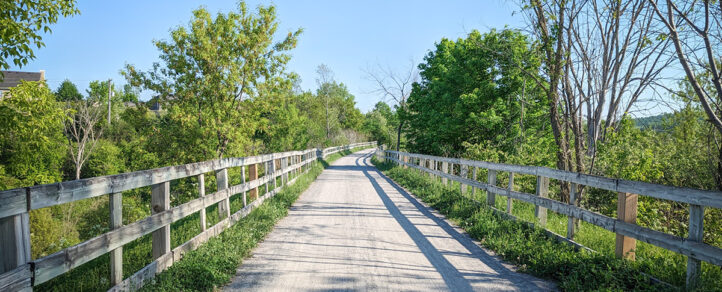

{"left": 0, "top": 264, "right": 31, "bottom": 292}
{"left": 23, "top": 149, "right": 316, "bottom": 212}
{"left": 151, "top": 182, "right": 170, "bottom": 260}
{"left": 108, "top": 252, "right": 173, "bottom": 292}
{"left": 487, "top": 170, "right": 497, "bottom": 206}
{"left": 567, "top": 183, "right": 577, "bottom": 239}
{"left": 0, "top": 188, "right": 26, "bottom": 219}
{"left": 460, "top": 165, "right": 468, "bottom": 194}
{"left": 615, "top": 192, "right": 638, "bottom": 260}
{"left": 536, "top": 176, "right": 549, "bottom": 227}
{"left": 109, "top": 192, "right": 123, "bottom": 285}
{"left": 198, "top": 174, "right": 206, "bottom": 231}
{"left": 249, "top": 164, "right": 258, "bottom": 200}
{"left": 216, "top": 168, "right": 230, "bottom": 219}
{"left": 686, "top": 204, "right": 704, "bottom": 290}
{"left": 472, "top": 167, "right": 477, "bottom": 197}
{"left": 442, "top": 162, "right": 448, "bottom": 185}
{"left": 0, "top": 213, "right": 30, "bottom": 274}
{"left": 241, "top": 166, "right": 247, "bottom": 207}
{"left": 384, "top": 150, "right": 722, "bottom": 208}
{"left": 507, "top": 173, "right": 514, "bottom": 213}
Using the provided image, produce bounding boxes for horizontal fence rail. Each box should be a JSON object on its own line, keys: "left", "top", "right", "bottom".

{"left": 0, "top": 142, "right": 375, "bottom": 292}
{"left": 379, "top": 149, "right": 721, "bottom": 290}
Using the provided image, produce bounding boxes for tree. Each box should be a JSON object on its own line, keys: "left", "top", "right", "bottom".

{"left": 0, "top": 81, "right": 67, "bottom": 189}
{"left": 316, "top": 64, "right": 334, "bottom": 141}
{"left": 124, "top": 1, "right": 302, "bottom": 161}
{"left": 363, "top": 102, "right": 397, "bottom": 148}
{"left": 561, "top": 0, "right": 671, "bottom": 170}
{"left": 403, "top": 29, "right": 545, "bottom": 157}
{"left": 520, "top": 0, "right": 670, "bottom": 201}
{"left": 366, "top": 61, "right": 417, "bottom": 151}
{"left": 0, "top": 0, "right": 79, "bottom": 73}
{"left": 64, "top": 100, "right": 104, "bottom": 180}
{"left": 648, "top": 0, "right": 722, "bottom": 189}
{"left": 55, "top": 79, "right": 82, "bottom": 101}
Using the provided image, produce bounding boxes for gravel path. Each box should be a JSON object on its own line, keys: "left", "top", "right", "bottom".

{"left": 224, "top": 149, "right": 556, "bottom": 291}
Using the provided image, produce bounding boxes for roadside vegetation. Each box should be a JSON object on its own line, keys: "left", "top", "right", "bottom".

{"left": 372, "top": 158, "right": 722, "bottom": 291}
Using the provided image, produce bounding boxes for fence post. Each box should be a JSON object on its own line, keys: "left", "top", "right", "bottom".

{"left": 430, "top": 160, "right": 435, "bottom": 179}
{"left": 265, "top": 160, "right": 271, "bottom": 194}
{"left": 506, "top": 173, "right": 514, "bottom": 213}
{"left": 249, "top": 163, "right": 259, "bottom": 200}
{"left": 686, "top": 204, "right": 704, "bottom": 290}
{"left": 109, "top": 192, "right": 123, "bottom": 285}
{"left": 275, "top": 158, "right": 281, "bottom": 188}
{"left": 240, "top": 167, "right": 247, "bottom": 207}
{"left": 283, "top": 157, "right": 289, "bottom": 184}
{"left": 151, "top": 181, "right": 170, "bottom": 260}
{"left": 472, "top": 167, "right": 478, "bottom": 197}
{"left": 460, "top": 164, "right": 468, "bottom": 195}
{"left": 442, "top": 162, "right": 448, "bottom": 185}
{"left": 198, "top": 174, "right": 207, "bottom": 230}
{"left": 615, "top": 192, "right": 638, "bottom": 260}
{"left": 216, "top": 168, "right": 230, "bottom": 219}
{"left": 566, "top": 183, "right": 578, "bottom": 239}
{"left": 0, "top": 211, "right": 31, "bottom": 287}
{"left": 487, "top": 170, "right": 497, "bottom": 206}
{"left": 535, "top": 176, "right": 549, "bottom": 227}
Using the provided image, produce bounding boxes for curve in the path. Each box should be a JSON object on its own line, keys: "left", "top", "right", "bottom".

{"left": 224, "top": 149, "right": 556, "bottom": 291}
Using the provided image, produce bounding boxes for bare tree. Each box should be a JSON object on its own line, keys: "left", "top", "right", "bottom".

{"left": 522, "top": 0, "right": 573, "bottom": 200}
{"left": 565, "top": 0, "right": 672, "bottom": 172}
{"left": 365, "top": 60, "right": 418, "bottom": 151}
{"left": 648, "top": 0, "right": 722, "bottom": 188}
{"left": 316, "top": 64, "right": 334, "bottom": 141}
{"left": 65, "top": 100, "right": 104, "bottom": 180}
{"left": 521, "top": 0, "right": 670, "bottom": 201}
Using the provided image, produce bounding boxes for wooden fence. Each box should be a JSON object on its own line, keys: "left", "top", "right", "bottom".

{"left": 0, "top": 142, "right": 375, "bottom": 291}
{"left": 379, "top": 149, "right": 721, "bottom": 290}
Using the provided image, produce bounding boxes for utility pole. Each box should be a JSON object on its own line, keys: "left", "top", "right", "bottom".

{"left": 107, "top": 79, "right": 112, "bottom": 125}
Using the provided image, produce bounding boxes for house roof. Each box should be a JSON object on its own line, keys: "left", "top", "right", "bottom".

{"left": 0, "top": 70, "right": 45, "bottom": 91}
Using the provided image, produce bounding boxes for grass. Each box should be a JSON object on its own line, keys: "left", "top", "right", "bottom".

{"left": 37, "top": 147, "right": 366, "bottom": 291}
{"left": 372, "top": 158, "right": 722, "bottom": 292}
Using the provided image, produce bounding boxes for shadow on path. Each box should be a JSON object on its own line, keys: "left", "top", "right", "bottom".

{"left": 356, "top": 152, "right": 545, "bottom": 291}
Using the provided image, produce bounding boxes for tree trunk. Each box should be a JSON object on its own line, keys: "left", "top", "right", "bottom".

{"left": 717, "top": 144, "right": 722, "bottom": 191}
{"left": 396, "top": 121, "right": 403, "bottom": 152}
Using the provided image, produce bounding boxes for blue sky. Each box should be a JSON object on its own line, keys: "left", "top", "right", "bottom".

{"left": 9, "top": 0, "right": 523, "bottom": 112}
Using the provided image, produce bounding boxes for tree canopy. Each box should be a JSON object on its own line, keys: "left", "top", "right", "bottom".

{"left": 404, "top": 29, "right": 546, "bottom": 157}
{"left": 0, "top": 0, "right": 79, "bottom": 73}
{"left": 124, "top": 2, "right": 302, "bottom": 161}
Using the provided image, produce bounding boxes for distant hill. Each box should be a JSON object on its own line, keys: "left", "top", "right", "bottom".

{"left": 633, "top": 113, "right": 671, "bottom": 130}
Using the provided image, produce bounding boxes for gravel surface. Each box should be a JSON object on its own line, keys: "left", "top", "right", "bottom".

{"left": 224, "top": 149, "right": 556, "bottom": 291}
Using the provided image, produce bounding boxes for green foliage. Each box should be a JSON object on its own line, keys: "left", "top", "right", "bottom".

{"left": 0, "top": 0, "right": 79, "bottom": 71}
{"left": 404, "top": 29, "right": 546, "bottom": 157}
{"left": 29, "top": 207, "right": 78, "bottom": 259}
{"left": 633, "top": 113, "right": 672, "bottom": 131}
{"left": 54, "top": 79, "right": 83, "bottom": 101}
{"left": 124, "top": 1, "right": 302, "bottom": 161}
{"left": 256, "top": 94, "right": 310, "bottom": 152}
{"left": 83, "top": 139, "right": 125, "bottom": 178}
{"left": 294, "top": 79, "right": 367, "bottom": 147}
{"left": 363, "top": 102, "right": 398, "bottom": 148}
{"left": 0, "top": 81, "right": 67, "bottom": 188}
